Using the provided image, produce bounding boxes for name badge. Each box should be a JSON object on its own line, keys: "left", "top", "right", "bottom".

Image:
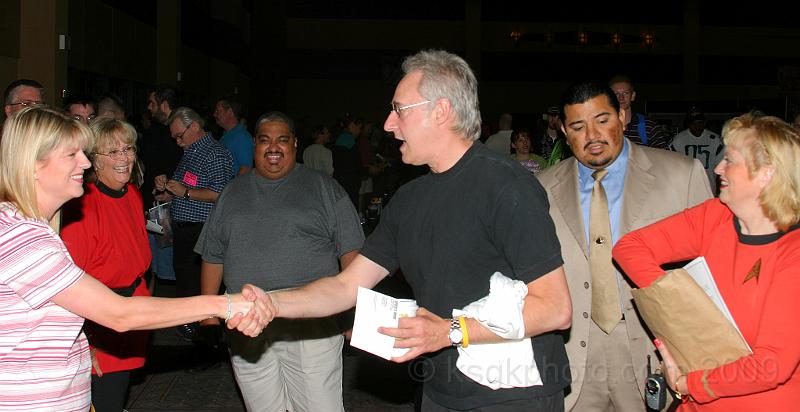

{"left": 182, "top": 171, "right": 198, "bottom": 187}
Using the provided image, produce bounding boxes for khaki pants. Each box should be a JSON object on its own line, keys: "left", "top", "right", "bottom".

{"left": 571, "top": 319, "right": 646, "bottom": 412}
{"left": 228, "top": 317, "right": 345, "bottom": 412}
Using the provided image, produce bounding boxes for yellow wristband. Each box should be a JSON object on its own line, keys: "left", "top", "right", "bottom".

{"left": 458, "top": 316, "right": 469, "bottom": 348}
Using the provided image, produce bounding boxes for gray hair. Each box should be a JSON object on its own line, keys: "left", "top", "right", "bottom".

{"left": 401, "top": 50, "right": 481, "bottom": 141}
{"left": 168, "top": 106, "right": 205, "bottom": 129}
{"left": 97, "top": 93, "right": 126, "bottom": 118}
{"left": 3, "top": 79, "right": 44, "bottom": 105}
{"left": 255, "top": 111, "right": 295, "bottom": 135}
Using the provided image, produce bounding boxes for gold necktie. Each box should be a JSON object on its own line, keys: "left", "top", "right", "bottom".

{"left": 589, "top": 169, "right": 621, "bottom": 334}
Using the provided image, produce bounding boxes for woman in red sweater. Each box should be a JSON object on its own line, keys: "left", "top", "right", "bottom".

{"left": 60, "top": 118, "right": 151, "bottom": 410}
{"left": 613, "top": 113, "right": 800, "bottom": 411}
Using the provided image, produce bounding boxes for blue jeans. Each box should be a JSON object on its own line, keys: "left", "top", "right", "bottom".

{"left": 148, "top": 233, "right": 175, "bottom": 280}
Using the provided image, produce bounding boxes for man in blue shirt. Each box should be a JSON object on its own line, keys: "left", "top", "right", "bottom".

{"left": 537, "top": 82, "right": 711, "bottom": 411}
{"left": 213, "top": 96, "right": 254, "bottom": 177}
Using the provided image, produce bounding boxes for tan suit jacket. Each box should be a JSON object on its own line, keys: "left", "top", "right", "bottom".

{"left": 537, "top": 141, "right": 712, "bottom": 411}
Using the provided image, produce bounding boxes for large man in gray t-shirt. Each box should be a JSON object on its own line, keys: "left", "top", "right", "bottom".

{"left": 195, "top": 111, "right": 363, "bottom": 412}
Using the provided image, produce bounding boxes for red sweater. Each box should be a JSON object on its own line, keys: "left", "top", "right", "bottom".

{"left": 613, "top": 198, "right": 800, "bottom": 410}
{"left": 61, "top": 183, "right": 151, "bottom": 375}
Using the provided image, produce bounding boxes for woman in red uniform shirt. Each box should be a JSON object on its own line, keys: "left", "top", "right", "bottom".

{"left": 613, "top": 113, "right": 800, "bottom": 410}
{"left": 61, "top": 118, "right": 156, "bottom": 410}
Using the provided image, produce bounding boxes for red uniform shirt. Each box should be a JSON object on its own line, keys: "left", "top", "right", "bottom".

{"left": 614, "top": 199, "right": 800, "bottom": 410}
{"left": 61, "top": 183, "right": 151, "bottom": 374}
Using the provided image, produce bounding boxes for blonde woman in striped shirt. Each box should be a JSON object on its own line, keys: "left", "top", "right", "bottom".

{"left": 0, "top": 106, "right": 272, "bottom": 411}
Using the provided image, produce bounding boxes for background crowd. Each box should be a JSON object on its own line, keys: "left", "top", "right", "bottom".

{"left": 2, "top": 47, "right": 800, "bottom": 412}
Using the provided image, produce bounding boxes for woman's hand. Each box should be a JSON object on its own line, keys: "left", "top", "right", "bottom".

{"left": 90, "top": 347, "right": 103, "bottom": 377}
{"left": 654, "top": 338, "right": 688, "bottom": 396}
{"left": 223, "top": 284, "right": 275, "bottom": 337}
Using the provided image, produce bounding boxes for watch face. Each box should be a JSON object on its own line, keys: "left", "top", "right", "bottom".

{"left": 449, "top": 328, "right": 463, "bottom": 344}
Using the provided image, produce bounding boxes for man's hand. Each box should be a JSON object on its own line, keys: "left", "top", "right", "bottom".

{"left": 153, "top": 174, "right": 173, "bottom": 200}
{"left": 154, "top": 174, "right": 168, "bottom": 191}
{"left": 241, "top": 284, "right": 277, "bottom": 321}
{"left": 154, "top": 191, "right": 173, "bottom": 201}
{"left": 165, "top": 179, "right": 188, "bottom": 198}
{"left": 224, "top": 284, "right": 275, "bottom": 337}
{"left": 378, "top": 307, "right": 450, "bottom": 363}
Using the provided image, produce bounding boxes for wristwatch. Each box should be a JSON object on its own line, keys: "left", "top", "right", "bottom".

{"left": 448, "top": 318, "right": 463, "bottom": 347}
{"left": 183, "top": 189, "right": 191, "bottom": 199}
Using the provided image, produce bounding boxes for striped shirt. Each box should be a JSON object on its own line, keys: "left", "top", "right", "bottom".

{"left": 623, "top": 113, "right": 671, "bottom": 149}
{"left": 170, "top": 133, "right": 234, "bottom": 222}
{"left": 0, "top": 203, "right": 90, "bottom": 411}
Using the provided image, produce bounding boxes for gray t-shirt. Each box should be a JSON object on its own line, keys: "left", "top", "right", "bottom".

{"left": 303, "top": 143, "right": 334, "bottom": 176}
{"left": 195, "top": 164, "right": 364, "bottom": 293}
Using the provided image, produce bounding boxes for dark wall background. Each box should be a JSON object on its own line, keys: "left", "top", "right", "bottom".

{"left": 2, "top": 0, "right": 799, "bottom": 134}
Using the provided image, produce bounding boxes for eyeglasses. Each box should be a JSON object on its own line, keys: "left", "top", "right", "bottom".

{"left": 173, "top": 122, "right": 193, "bottom": 140}
{"left": 390, "top": 100, "right": 431, "bottom": 117}
{"left": 6, "top": 100, "right": 44, "bottom": 108}
{"left": 614, "top": 90, "right": 634, "bottom": 98}
{"left": 94, "top": 145, "right": 136, "bottom": 160}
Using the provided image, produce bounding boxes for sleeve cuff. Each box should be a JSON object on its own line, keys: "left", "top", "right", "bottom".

{"left": 687, "top": 369, "right": 717, "bottom": 404}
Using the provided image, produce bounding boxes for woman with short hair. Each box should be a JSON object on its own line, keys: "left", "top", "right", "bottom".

{"left": 613, "top": 113, "right": 800, "bottom": 410}
{"left": 510, "top": 128, "right": 546, "bottom": 174}
{"left": 60, "top": 118, "right": 150, "bottom": 411}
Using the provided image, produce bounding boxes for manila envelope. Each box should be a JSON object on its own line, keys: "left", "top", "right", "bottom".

{"left": 631, "top": 268, "right": 752, "bottom": 373}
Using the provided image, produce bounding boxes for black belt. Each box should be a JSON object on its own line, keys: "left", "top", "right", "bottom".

{"left": 110, "top": 277, "right": 142, "bottom": 297}
{"left": 173, "top": 220, "right": 203, "bottom": 228}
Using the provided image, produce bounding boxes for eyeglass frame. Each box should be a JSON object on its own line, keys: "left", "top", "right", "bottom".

{"left": 172, "top": 122, "right": 193, "bottom": 140}
{"left": 614, "top": 89, "right": 634, "bottom": 99}
{"left": 5, "top": 100, "right": 44, "bottom": 108}
{"left": 93, "top": 145, "right": 136, "bottom": 160}
{"left": 390, "top": 100, "right": 431, "bottom": 117}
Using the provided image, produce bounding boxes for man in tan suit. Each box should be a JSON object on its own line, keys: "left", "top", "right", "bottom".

{"left": 538, "top": 82, "right": 712, "bottom": 411}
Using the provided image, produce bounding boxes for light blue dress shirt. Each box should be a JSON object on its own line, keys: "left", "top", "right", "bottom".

{"left": 578, "top": 139, "right": 630, "bottom": 309}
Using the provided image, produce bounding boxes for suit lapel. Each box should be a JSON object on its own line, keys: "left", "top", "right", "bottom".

{"left": 550, "top": 159, "right": 589, "bottom": 259}
{"left": 620, "top": 143, "right": 656, "bottom": 234}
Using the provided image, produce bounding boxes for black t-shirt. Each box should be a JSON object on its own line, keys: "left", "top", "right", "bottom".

{"left": 362, "top": 142, "right": 570, "bottom": 409}
{"left": 332, "top": 143, "right": 362, "bottom": 206}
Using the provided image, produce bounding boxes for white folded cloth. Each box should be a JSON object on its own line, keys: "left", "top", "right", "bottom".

{"left": 452, "top": 272, "right": 543, "bottom": 389}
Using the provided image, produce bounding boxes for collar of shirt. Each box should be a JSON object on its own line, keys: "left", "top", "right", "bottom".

{"left": 578, "top": 138, "right": 630, "bottom": 246}
{"left": 222, "top": 123, "right": 245, "bottom": 139}
{"left": 186, "top": 133, "right": 214, "bottom": 153}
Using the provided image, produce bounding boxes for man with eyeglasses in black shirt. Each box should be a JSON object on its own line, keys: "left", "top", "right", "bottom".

{"left": 260, "top": 49, "right": 573, "bottom": 412}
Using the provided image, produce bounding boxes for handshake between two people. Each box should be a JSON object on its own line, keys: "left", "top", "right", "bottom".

{"left": 226, "top": 288, "right": 453, "bottom": 360}
{"left": 223, "top": 284, "right": 277, "bottom": 337}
